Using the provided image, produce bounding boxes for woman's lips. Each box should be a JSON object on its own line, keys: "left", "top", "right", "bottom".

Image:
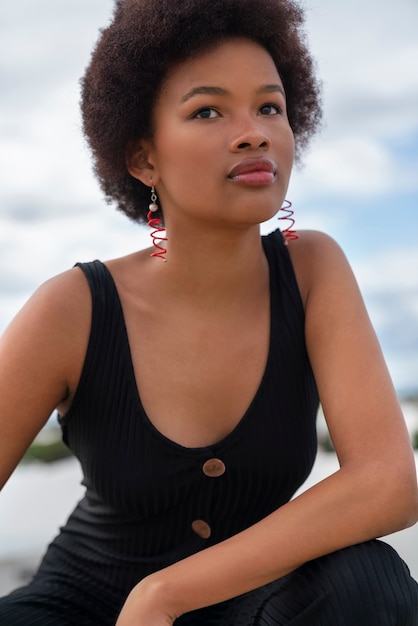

{"left": 227, "top": 157, "right": 277, "bottom": 186}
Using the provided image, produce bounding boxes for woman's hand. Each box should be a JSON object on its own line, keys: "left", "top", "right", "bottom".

{"left": 115, "top": 576, "right": 180, "bottom": 626}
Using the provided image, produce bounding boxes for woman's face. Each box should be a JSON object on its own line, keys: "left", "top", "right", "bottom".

{"left": 139, "top": 38, "right": 295, "bottom": 229}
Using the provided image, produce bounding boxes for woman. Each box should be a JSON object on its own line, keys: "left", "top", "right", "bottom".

{"left": 0, "top": 0, "right": 417, "bottom": 624}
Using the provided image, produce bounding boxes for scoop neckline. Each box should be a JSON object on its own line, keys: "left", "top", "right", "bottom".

{"left": 102, "top": 237, "right": 276, "bottom": 456}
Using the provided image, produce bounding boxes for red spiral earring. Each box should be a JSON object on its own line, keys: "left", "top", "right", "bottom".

{"left": 278, "top": 199, "right": 298, "bottom": 245}
{"left": 147, "top": 186, "right": 167, "bottom": 261}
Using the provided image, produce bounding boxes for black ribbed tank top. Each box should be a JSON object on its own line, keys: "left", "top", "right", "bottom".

{"left": 35, "top": 229, "right": 319, "bottom": 604}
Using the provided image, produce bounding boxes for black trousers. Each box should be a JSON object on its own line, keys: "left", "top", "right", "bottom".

{"left": 1, "top": 541, "right": 417, "bottom": 625}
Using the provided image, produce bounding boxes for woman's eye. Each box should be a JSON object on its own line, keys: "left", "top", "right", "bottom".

{"left": 194, "top": 107, "right": 220, "bottom": 119}
{"left": 259, "top": 104, "right": 282, "bottom": 115}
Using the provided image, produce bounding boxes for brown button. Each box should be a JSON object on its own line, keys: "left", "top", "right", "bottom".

{"left": 202, "top": 458, "right": 226, "bottom": 478}
{"left": 191, "top": 519, "right": 212, "bottom": 539}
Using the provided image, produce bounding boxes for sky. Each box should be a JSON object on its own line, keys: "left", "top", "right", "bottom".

{"left": 1, "top": 0, "right": 418, "bottom": 394}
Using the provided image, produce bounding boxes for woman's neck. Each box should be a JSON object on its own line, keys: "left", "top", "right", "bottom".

{"left": 146, "top": 223, "right": 268, "bottom": 307}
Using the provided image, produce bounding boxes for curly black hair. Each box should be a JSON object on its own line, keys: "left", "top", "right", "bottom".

{"left": 81, "top": 0, "right": 322, "bottom": 223}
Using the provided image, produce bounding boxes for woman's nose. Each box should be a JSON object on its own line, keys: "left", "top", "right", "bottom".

{"left": 230, "top": 118, "right": 271, "bottom": 152}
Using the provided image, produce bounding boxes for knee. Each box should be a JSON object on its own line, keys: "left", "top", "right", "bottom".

{"left": 310, "top": 540, "right": 418, "bottom": 623}
{"left": 228, "top": 542, "right": 417, "bottom": 626}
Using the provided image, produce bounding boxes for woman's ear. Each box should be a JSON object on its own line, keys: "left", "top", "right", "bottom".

{"left": 125, "top": 139, "right": 158, "bottom": 185}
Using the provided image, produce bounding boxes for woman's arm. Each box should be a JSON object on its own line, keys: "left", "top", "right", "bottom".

{"left": 0, "top": 268, "right": 91, "bottom": 488}
{"left": 117, "top": 231, "right": 418, "bottom": 624}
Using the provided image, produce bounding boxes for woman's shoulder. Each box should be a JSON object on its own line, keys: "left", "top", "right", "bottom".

{"left": 38, "top": 249, "right": 147, "bottom": 307}
{"left": 269, "top": 228, "right": 346, "bottom": 267}
{"left": 8, "top": 266, "right": 93, "bottom": 330}
{"left": 285, "top": 230, "right": 354, "bottom": 307}
{"left": 287, "top": 229, "right": 344, "bottom": 255}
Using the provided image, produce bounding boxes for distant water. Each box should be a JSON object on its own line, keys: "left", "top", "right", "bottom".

{"left": 0, "top": 457, "right": 84, "bottom": 558}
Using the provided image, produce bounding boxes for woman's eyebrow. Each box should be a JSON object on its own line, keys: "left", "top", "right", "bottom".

{"left": 257, "top": 84, "right": 286, "bottom": 97}
{"left": 180, "top": 83, "right": 285, "bottom": 104}
{"left": 180, "top": 86, "right": 228, "bottom": 103}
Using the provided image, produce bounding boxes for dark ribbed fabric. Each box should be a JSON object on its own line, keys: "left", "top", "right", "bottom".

{"left": 176, "top": 541, "right": 418, "bottom": 626}
{"left": 1, "top": 229, "right": 417, "bottom": 625}
{"left": 2, "top": 541, "right": 417, "bottom": 625}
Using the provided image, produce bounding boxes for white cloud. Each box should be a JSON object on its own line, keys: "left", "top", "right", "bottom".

{"left": 302, "top": 0, "right": 418, "bottom": 201}
{"left": 302, "top": 135, "right": 395, "bottom": 196}
{"left": 351, "top": 245, "right": 418, "bottom": 392}
{"left": 353, "top": 246, "right": 418, "bottom": 294}
{"left": 0, "top": 1, "right": 114, "bottom": 222}
{"left": 384, "top": 349, "right": 418, "bottom": 395}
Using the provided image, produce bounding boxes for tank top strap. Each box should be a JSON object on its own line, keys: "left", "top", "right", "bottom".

{"left": 74, "top": 260, "right": 121, "bottom": 313}
{"left": 58, "top": 260, "right": 125, "bottom": 428}
{"left": 261, "top": 228, "right": 304, "bottom": 315}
